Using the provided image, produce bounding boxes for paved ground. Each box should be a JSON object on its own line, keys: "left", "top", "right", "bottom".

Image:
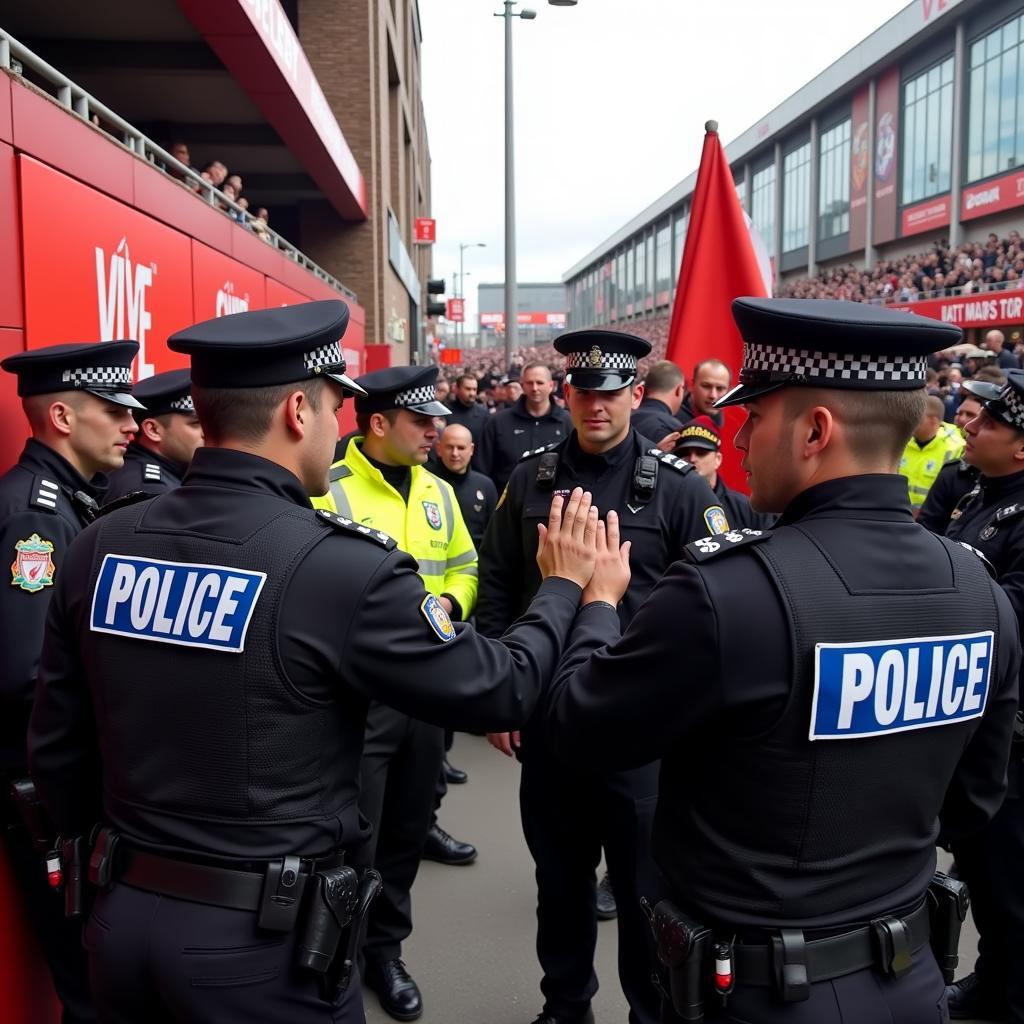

{"left": 363, "top": 734, "right": 983, "bottom": 1024}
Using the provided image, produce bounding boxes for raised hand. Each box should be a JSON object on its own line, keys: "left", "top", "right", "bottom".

{"left": 582, "top": 509, "right": 631, "bottom": 607}
{"left": 536, "top": 487, "right": 599, "bottom": 589}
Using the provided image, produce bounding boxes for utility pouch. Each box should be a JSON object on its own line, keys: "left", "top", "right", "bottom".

{"left": 927, "top": 871, "right": 969, "bottom": 984}
{"left": 646, "top": 898, "right": 709, "bottom": 1022}
{"left": 8, "top": 778, "right": 53, "bottom": 854}
{"left": 297, "top": 865, "right": 360, "bottom": 974}
{"left": 62, "top": 835, "right": 88, "bottom": 919}
{"left": 632, "top": 455, "right": 658, "bottom": 504}
{"left": 320, "top": 869, "right": 382, "bottom": 1004}
{"left": 257, "top": 854, "right": 304, "bottom": 932}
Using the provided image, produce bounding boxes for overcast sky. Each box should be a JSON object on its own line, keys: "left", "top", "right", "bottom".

{"left": 419, "top": 0, "right": 911, "bottom": 329}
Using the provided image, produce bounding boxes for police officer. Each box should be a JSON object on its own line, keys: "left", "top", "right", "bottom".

{"left": 899, "top": 394, "right": 965, "bottom": 516}
{"left": 542, "top": 298, "right": 1021, "bottom": 1024}
{"left": 673, "top": 416, "right": 774, "bottom": 531}
{"left": 941, "top": 371, "right": 1024, "bottom": 1023}
{"left": 433, "top": 422, "right": 498, "bottom": 548}
{"left": 103, "top": 368, "right": 203, "bottom": 503}
{"left": 632, "top": 360, "right": 687, "bottom": 445}
{"left": 26, "top": 300, "right": 613, "bottom": 1024}
{"left": 478, "top": 329, "right": 729, "bottom": 1024}
{"left": 0, "top": 339, "right": 142, "bottom": 1024}
{"left": 312, "top": 364, "right": 480, "bottom": 1020}
{"left": 916, "top": 391, "right": 983, "bottom": 535}
{"left": 475, "top": 363, "right": 571, "bottom": 493}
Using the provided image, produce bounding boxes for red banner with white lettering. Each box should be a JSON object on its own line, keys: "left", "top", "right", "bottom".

{"left": 849, "top": 86, "right": 870, "bottom": 250}
{"left": 192, "top": 240, "right": 267, "bottom": 322}
{"left": 446, "top": 297, "right": 465, "bottom": 322}
{"left": 414, "top": 218, "right": 436, "bottom": 244}
{"left": 961, "top": 168, "right": 1024, "bottom": 221}
{"left": 889, "top": 290, "right": 1024, "bottom": 328}
{"left": 901, "top": 194, "right": 951, "bottom": 237}
{"left": 873, "top": 67, "right": 900, "bottom": 245}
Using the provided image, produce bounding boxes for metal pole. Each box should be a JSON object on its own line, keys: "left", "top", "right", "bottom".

{"left": 459, "top": 246, "right": 465, "bottom": 349}
{"left": 504, "top": 1, "right": 517, "bottom": 367}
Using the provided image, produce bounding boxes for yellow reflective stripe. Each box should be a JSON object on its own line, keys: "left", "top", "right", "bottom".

{"left": 452, "top": 566, "right": 479, "bottom": 578}
{"left": 416, "top": 558, "right": 449, "bottom": 576}
{"left": 437, "top": 484, "right": 455, "bottom": 544}
{"left": 446, "top": 550, "right": 477, "bottom": 569}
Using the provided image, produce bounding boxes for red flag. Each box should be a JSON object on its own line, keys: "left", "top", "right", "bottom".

{"left": 666, "top": 121, "right": 770, "bottom": 494}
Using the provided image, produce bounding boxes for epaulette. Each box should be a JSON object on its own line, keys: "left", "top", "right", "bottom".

{"left": 683, "top": 527, "right": 770, "bottom": 564}
{"left": 646, "top": 448, "right": 693, "bottom": 475}
{"left": 519, "top": 442, "right": 560, "bottom": 462}
{"left": 954, "top": 541, "right": 997, "bottom": 580}
{"left": 143, "top": 463, "right": 162, "bottom": 485}
{"left": 316, "top": 508, "right": 397, "bottom": 550}
{"left": 96, "top": 491, "right": 153, "bottom": 517}
{"left": 28, "top": 475, "right": 61, "bottom": 513}
{"left": 995, "top": 503, "right": 1024, "bottom": 523}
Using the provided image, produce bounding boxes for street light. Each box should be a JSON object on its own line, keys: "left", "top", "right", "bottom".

{"left": 495, "top": 0, "right": 575, "bottom": 367}
{"left": 459, "top": 242, "right": 486, "bottom": 348}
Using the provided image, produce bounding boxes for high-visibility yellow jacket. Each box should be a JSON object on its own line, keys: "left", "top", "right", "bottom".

{"left": 899, "top": 423, "right": 965, "bottom": 513}
{"left": 312, "top": 437, "right": 478, "bottom": 617}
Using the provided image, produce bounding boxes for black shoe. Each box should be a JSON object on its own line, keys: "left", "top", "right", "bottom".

{"left": 529, "top": 1009, "right": 595, "bottom": 1024}
{"left": 596, "top": 869, "right": 617, "bottom": 920}
{"left": 443, "top": 758, "right": 468, "bottom": 784}
{"left": 422, "top": 823, "right": 478, "bottom": 865}
{"left": 363, "top": 958, "right": 423, "bottom": 1021}
{"left": 946, "top": 972, "right": 1009, "bottom": 1021}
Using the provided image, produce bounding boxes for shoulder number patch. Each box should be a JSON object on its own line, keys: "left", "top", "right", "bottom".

{"left": 810, "top": 631, "right": 993, "bottom": 740}
{"left": 11, "top": 534, "right": 56, "bottom": 593}
{"left": 90, "top": 554, "right": 266, "bottom": 653}
{"left": 317, "top": 509, "right": 397, "bottom": 550}
{"left": 684, "top": 528, "right": 769, "bottom": 563}
{"left": 421, "top": 594, "right": 456, "bottom": 642}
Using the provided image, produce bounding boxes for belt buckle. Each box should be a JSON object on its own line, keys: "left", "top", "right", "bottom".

{"left": 871, "top": 915, "right": 913, "bottom": 979}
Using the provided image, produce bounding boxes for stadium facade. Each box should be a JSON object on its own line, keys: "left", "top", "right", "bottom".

{"left": 564, "top": 0, "right": 1024, "bottom": 338}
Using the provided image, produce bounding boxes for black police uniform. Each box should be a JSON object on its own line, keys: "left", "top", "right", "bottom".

{"left": 445, "top": 395, "right": 491, "bottom": 449}
{"left": 477, "top": 329, "right": 730, "bottom": 1024}
{"left": 0, "top": 340, "right": 143, "bottom": 1024}
{"left": 917, "top": 458, "right": 979, "bottom": 534}
{"left": 631, "top": 397, "right": 684, "bottom": 443}
{"left": 430, "top": 461, "right": 497, "bottom": 548}
{"left": 104, "top": 368, "right": 195, "bottom": 504}
{"left": 942, "top": 373, "right": 1024, "bottom": 1022}
{"left": 542, "top": 299, "right": 1021, "bottom": 1024}
{"left": 475, "top": 394, "right": 571, "bottom": 494}
{"left": 26, "top": 302, "right": 590, "bottom": 1024}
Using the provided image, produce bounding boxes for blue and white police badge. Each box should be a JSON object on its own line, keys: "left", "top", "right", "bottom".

{"left": 422, "top": 500, "right": 443, "bottom": 531}
{"left": 421, "top": 594, "right": 456, "bottom": 642}
{"left": 809, "top": 631, "right": 993, "bottom": 740}
{"left": 703, "top": 505, "right": 729, "bottom": 535}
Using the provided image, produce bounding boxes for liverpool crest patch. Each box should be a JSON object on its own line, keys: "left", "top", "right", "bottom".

{"left": 11, "top": 534, "right": 56, "bottom": 593}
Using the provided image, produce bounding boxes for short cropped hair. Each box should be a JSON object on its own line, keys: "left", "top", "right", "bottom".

{"left": 643, "top": 360, "right": 684, "bottom": 393}
{"left": 192, "top": 378, "right": 326, "bottom": 445}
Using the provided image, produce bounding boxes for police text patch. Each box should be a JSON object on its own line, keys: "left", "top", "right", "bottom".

{"left": 90, "top": 554, "right": 267, "bottom": 653}
{"left": 810, "top": 632, "right": 993, "bottom": 740}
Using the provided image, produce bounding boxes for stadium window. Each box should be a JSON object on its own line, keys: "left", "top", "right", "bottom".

{"left": 967, "top": 14, "right": 1023, "bottom": 182}
{"left": 645, "top": 234, "right": 655, "bottom": 305}
{"left": 656, "top": 222, "right": 671, "bottom": 300}
{"left": 818, "top": 119, "right": 851, "bottom": 240}
{"left": 751, "top": 164, "right": 776, "bottom": 259}
{"left": 626, "top": 247, "right": 635, "bottom": 312}
{"left": 672, "top": 208, "right": 689, "bottom": 284}
{"left": 616, "top": 251, "right": 626, "bottom": 316}
{"left": 734, "top": 178, "right": 746, "bottom": 209}
{"left": 782, "top": 142, "right": 811, "bottom": 252}
{"left": 634, "top": 238, "right": 646, "bottom": 309}
{"left": 902, "top": 56, "right": 954, "bottom": 203}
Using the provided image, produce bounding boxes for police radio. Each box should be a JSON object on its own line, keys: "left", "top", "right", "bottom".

{"left": 632, "top": 456, "right": 658, "bottom": 505}
{"left": 535, "top": 452, "right": 559, "bottom": 490}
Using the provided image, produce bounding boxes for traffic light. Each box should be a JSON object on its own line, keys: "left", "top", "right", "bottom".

{"left": 426, "top": 278, "right": 445, "bottom": 318}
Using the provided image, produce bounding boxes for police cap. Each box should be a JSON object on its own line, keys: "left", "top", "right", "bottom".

{"left": 554, "top": 329, "right": 650, "bottom": 392}
{"left": 962, "top": 369, "right": 1024, "bottom": 432}
{"left": 167, "top": 300, "right": 365, "bottom": 396}
{"left": 674, "top": 415, "right": 721, "bottom": 453}
{"left": 716, "top": 297, "right": 963, "bottom": 408}
{"left": 1, "top": 339, "right": 144, "bottom": 409}
{"left": 133, "top": 368, "right": 194, "bottom": 417}
{"left": 355, "top": 364, "right": 451, "bottom": 417}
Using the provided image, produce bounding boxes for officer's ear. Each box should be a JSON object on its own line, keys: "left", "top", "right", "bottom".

{"left": 368, "top": 411, "right": 391, "bottom": 438}
{"left": 139, "top": 417, "right": 163, "bottom": 444}
{"left": 631, "top": 382, "right": 644, "bottom": 410}
{"left": 1013, "top": 432, "right": 1024, "bottom": 463}
{"left": 803, "top": 405, "right": 835, "bottom": 456}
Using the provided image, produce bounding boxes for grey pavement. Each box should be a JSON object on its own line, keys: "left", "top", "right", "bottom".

{"left": 363, "top": 733, "right": 984, "bottom": 1024}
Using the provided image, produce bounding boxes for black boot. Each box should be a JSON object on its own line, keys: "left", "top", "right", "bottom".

{"left": 422, "top": 823, "right": 478, "bottom": 865}
{"left": 363, "top": 957, "right": 423, "bottom": 1021}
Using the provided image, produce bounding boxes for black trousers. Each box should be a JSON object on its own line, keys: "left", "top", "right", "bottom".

{"left": 83, "top": 882, "right": 364, "bottom": 1023}
{"left": 431, "top": 728, "right": 455, "bottom": 826}
{"left": 353, "top": 702, "right": 444, "bottom": 965}
{"left": 519, "top": 727, "right": 664, "bottom": 1024}
{"left": 1, "top": 824, "right": 94, "bottom": 1023}
{"left": 661, "top": 951, "right": 948, "bottom": 1023}
{"left": 951, "top": 776, "right": 1024, "bottom": 1023}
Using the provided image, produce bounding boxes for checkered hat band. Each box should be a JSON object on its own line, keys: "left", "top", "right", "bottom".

{"left": 394, "top": 385, "right": 437, "bottom": 408}
{"left": 1001, "top": 385, "right": 1024, "bottom": 430}
{"left": 565, "top": 350, "right": 637, "bottom": 372}
{"left": 741, "top": 343, "right": 928, "bottom": 384}
{"left": 62, "top": 365, "right": 132, "bottom": 389}
{"left": 169, "top": 395, "right": 194, "bottom": 413}
{"left": 303, "top": 341, "right": 344, "bottom": 373}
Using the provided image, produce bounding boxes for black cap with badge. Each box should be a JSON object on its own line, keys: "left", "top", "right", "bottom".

{"left": 1, "top": 340, "right": 145, "bottom": 409}
{"left": 715, "top": 297, "right": 963, "bottom": 408}
{"left": 133, "top": 368, "right": 194, "bottom": 418}
{"left": 167, "top": 299, "right": 365, "bottom": 396}
{"left": 962, "top": 369, "right": 1024, "bottom": 432}
{"left": 554, "top": 329, "right": 651, "bottom": 392}
{"left": 355, "top": 365, "right": 451, "bottom": 417}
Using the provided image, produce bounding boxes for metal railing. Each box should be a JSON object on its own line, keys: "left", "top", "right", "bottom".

{"left": 0, "top": 27, "right": 358, "bottom": 305}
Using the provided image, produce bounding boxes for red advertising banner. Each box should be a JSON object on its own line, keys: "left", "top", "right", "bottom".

{"left": 900, "top": 194, "right": 951, "bottom": 237}
{"left": 889, "top": 290, "right": 1024, "bottom": 328}
{"left": 873, "top": 67, "right": 900, "bottom": 246}
{"left": 192, "top": 240, "right": 267, "bottom": 322}
{"left": 961, "top": 168, "right": 1024, "bottom": 221}
{"left": 479, "top": 311, "right": 568, "bottom": 326}
{"left": 414, "top": 217, "right": 436, "bottom": 244}
{"left": 439, "top": 348, "right": 462, "bottom": 365}
{"left": 850, "top": 85, "right": 870, "bottom": 250}
{"left": 446, "top": 297, "right": 465, "bottom": 322}
{"left": 19, "top": 156, "right": 193, "bottom": 377}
